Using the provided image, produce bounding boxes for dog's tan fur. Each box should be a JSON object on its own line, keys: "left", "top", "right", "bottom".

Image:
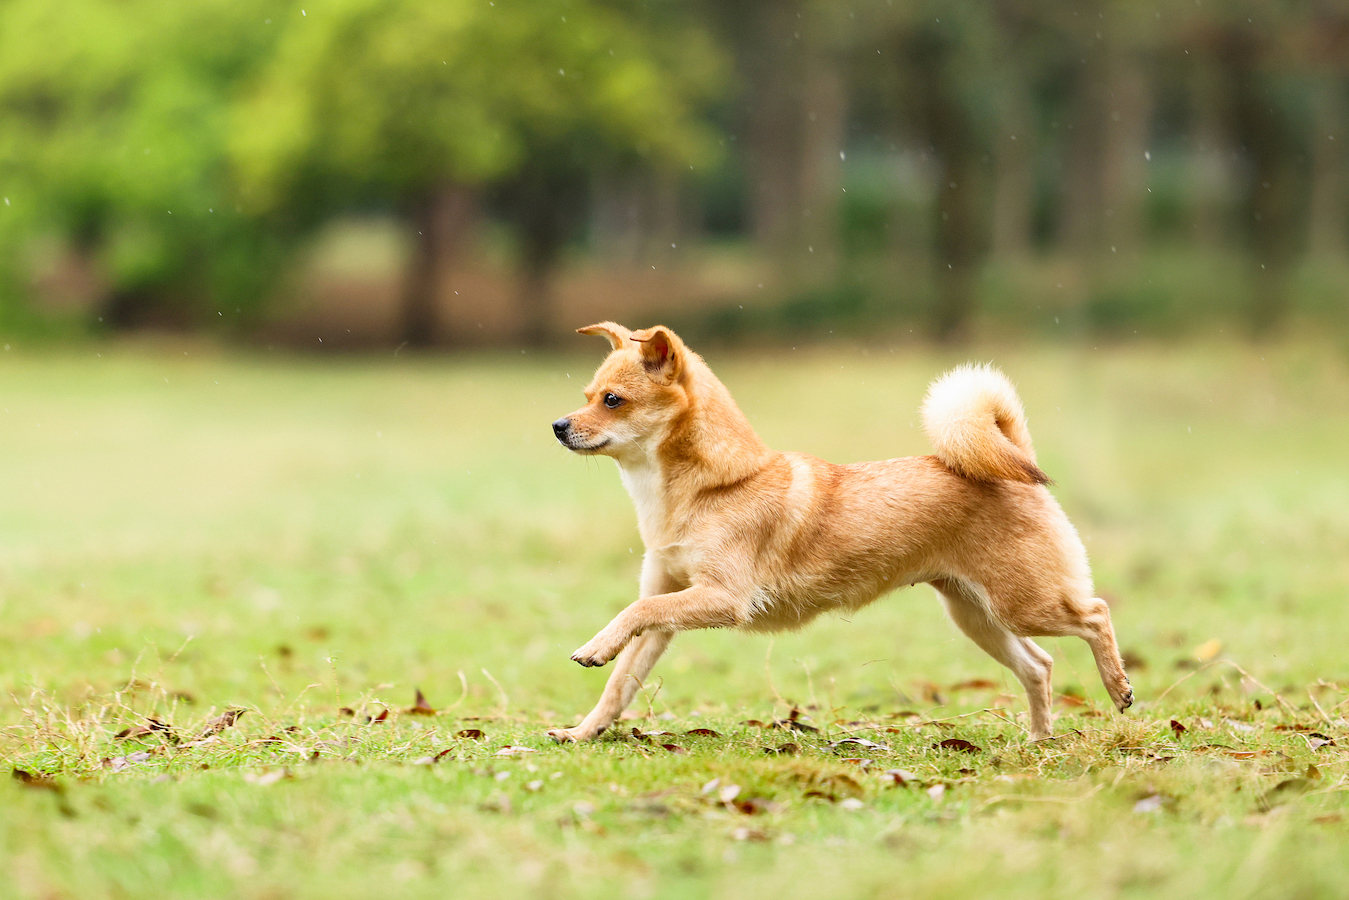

{"left": 548, "top": 323, "right": 1131, "bottom": 742}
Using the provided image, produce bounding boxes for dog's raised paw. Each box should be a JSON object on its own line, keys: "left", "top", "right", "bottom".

{"left": 1116, "top": 685, "right": 1134, "bottom": 712}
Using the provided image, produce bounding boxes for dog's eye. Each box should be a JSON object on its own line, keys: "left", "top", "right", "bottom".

{"left": 603, "top": 392, "right": 623, "bottom": 409}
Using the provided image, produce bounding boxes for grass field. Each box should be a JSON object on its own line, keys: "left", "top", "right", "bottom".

{"left": 2, "top": 336, "right": 1348, "bottom": 899}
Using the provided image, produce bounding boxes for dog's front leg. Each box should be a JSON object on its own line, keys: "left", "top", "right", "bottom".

{"left": 570, "top": 584, "right": 743, "bottom": 667}
{"left": 548, "top": 629, "right": 673, "bottom": 743}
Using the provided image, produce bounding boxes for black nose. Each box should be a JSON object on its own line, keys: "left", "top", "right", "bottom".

{"left": 552, "top": 418, "right": 571, "bottom": 439}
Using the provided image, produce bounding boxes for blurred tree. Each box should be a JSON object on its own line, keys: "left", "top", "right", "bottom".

{"left": 229, "top": 0, "right": 725, "bottom": 345}
{"left": 861, "top": 2, "right": 1001, "bottom": 341}
{"left": 0, "top": 0, "right": 285, "bottom": 328}
{"left": 1183, "top": 1, "right": 1314, "bottom": 334}
{"left": 716, "top": 0, "right": 850, "bottom": 282}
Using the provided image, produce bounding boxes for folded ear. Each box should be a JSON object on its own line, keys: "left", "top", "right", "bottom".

{"left": 629, "top": 325, "right": 684, "bottom": 385}
{"left": 576, "top": 322, "right": 632, "bottom": 350}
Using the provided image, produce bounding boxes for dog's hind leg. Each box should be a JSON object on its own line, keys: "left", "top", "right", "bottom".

{"left": 932, "top": 578, "right": 1055, "bottom": 741}
{"left": 1056, "top": 597, "right": 1133, "bottom": 712}
{"left": 548, "top": 629, "right": 673, "bottom": 743}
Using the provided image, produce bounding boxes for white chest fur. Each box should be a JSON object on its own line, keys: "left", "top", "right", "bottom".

{"left": 617, "top": 459, "right": 666, "bottom": 542}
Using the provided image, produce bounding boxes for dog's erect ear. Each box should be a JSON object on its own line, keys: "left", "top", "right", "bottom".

{"left": 629, "top": 325, "right": 684, "bottom": 385}
{"left": 576, "top": 322, "right": 632, "bottom": 350}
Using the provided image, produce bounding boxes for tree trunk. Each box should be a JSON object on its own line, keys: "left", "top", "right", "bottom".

{"left": 991, "top": 78, "right": 1036, "bottom": 260}
{"left": 1187, "top": 60, "right": 1231, "bottom": 249}
{"left": 797, "top": 18, "right": 847, "bottom": 278}
{"left": 731, "top": 0, "right": 846, "bottom": 284}
{"left": 910, "top": 29, "right": 990, "bottom": 342}
{"left": 737, "top": 0, "right": 803, "bottom": 260}
{"left": 402, "top": 184, "right": 479, "bottom": 348}
{"left": 1221, "top": 54, "right": 1306, "bottom": 335}
{"left": 1100, "top": 50, "right": 1153, "bottom": 259}
{"left": 1056, "top": 57, "right": 1108, "bottom": 255}
{"left": 1307, "top": 76, "right": 1348, "bottom": 258}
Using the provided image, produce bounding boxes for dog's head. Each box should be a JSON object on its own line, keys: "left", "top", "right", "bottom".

{"left": 552, "top": 322, "right": 691, "bottom": 460}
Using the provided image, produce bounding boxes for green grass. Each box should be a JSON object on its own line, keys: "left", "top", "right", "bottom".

{"left": 2, "top": 336, "right": 1348, "bottom": 899}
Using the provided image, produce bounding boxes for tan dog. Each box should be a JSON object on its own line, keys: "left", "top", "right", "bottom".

{"left": 548, "top": 323, "right": 1131, "bottom": 742}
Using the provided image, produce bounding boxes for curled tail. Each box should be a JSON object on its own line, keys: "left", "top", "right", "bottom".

{"left": 921, "top": 363, "right": 1051, "bottom": 485}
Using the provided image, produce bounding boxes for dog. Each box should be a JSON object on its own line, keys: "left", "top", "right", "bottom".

{"left": 548, "top": 323, "right": 1131, "bottom": 742}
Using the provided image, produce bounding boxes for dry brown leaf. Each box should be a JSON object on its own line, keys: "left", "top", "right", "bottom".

{"left": 830, "top": 737, "right": 889, "bottom": 751}
{"left": 12, "top": 769, "right": 61, "bottom": 792}
{"left": 684, "top": 728, "right": 721, "bottom": 737}
{"left": 880, "top": 768, "right": 920, "bottom": 787}
{"left": 456, "top": 728, "right": 485, "bottom": 740}
{"left": 936, "top": 738, "right": 982, "bottom": 754}
{"left": 406, "top": 689, "right": 436, "bottom": 716}
{"left": 1195, "top": 638, "right": 1223, "bottom": 662}
{"left": 116, "top": 717, "right": 178, "bottom": 742}
{"left": 197, "top": 709, "right": 246, "bottom": 740}
{"left": 949, "top": 678, "right": 998, "bottom": 691}
{"left": 1170, "top": 719, "right": 1187, "bottom": 736}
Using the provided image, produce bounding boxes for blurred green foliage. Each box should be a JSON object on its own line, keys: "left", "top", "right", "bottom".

{"left": 0, "top": 0, "right": 723, "bottom": 331}
{"left": 2, "top": 0, "right": 1348, "bottom": 343}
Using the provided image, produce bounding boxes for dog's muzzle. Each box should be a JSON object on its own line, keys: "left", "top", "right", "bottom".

{"left": 553, "top": 418, "right": 607, "bottom": 452}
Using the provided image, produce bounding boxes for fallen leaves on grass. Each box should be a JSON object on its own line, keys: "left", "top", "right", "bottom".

{"left": 879, "top": 768, "right": 921, "bottom": 787}
{"left": 12, "top": 768, "right": 61, "bottom": 792}
{"left": 197, "top": 709, "right": 246, "bottom": 740}
{"left": 742, "top": 708, "right": 818, "bottom": 733}
{"left": 410, "top": 749, "right": 457, "bottom": 765}
{"left": 948, "top": 679, "right": 998, "bottom": 691}
{"left": 115, "top": 717, "right": 178, "bottom": 743}
{"left": 406, "top": 689, "right": 436, "bottom": 716}
{"left": 935, "top": 738, "right": 982, "bottom": 754}
{"left": 103, "top": 751, "right": 155, "bottom": 772}
{"left": 829, "top": 737, "right": 889, "bottom": 752}
{"left": 1194, "top": 638, "right": 1223, "bottom": 662}
{"left": 456, "top": 728, "right": 485, "bottom": 740}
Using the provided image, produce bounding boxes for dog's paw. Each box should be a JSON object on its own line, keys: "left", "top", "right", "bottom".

{"left": 570, "top": 636, "right": 619, "bottom": 667}
{"left": 1115, "top": 684, "right": 1134, "bottom": 712}
{"left": 548, "top": 725, "right": 602, "bottom": 743}
{"left": 570, "top": 649, "right": 609, "bottom": 668}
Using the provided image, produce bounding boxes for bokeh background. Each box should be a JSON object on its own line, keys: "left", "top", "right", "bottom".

{"left": 3, "top": 0, "right": 1349, "bottom": 348}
